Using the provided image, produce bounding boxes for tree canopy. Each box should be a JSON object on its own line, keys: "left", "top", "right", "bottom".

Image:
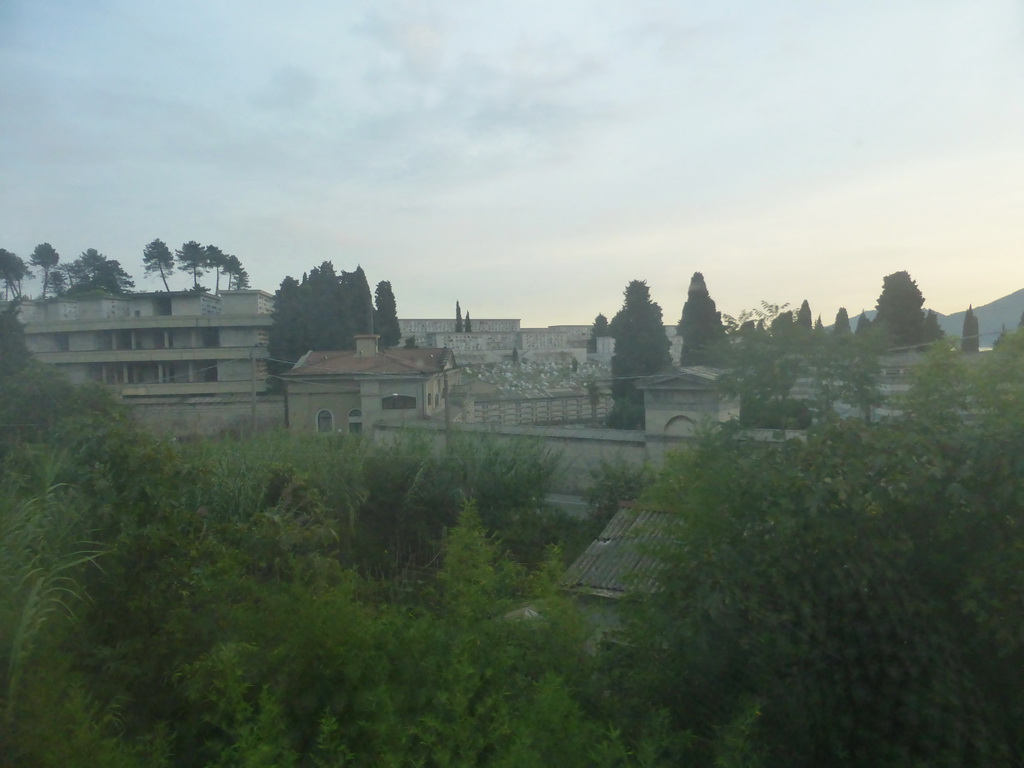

{"left": 62, "top": 249, "right": 134, "bottom": 296}
{"left": 608, "top": 280, "right": 670, "bottom": 428}
{"left": 142, "top": 239, "right": 174, "bottom": 292}
{"left": 373, "top": 280, "right": 402, "bottom": 348}
{"left": 29, "top": 243, "right": 60, "bottom": 299}
{"left": 678, "top": 272, "right": 726, "bottom": 366}
{"left": 874, "top": 270, "right": 938, "bottom": 349}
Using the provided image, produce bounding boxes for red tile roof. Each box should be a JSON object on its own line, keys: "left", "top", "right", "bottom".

{"left": 287, "top": 348, "right": 454, "bottom": 376}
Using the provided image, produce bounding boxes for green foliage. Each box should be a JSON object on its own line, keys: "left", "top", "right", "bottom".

{"left": 0, "top": 304, "right": 31, "bottom": 379}
{"left": 874, "top": 270, "right": 933, "bottom": 349}
{"left": 588, "top": 312, "right": 609, "bottom": 353}
{"left": 621, "top": 385, "right": 1024, "bottom": 765}
{"left": 678, "top": 272, "right": 726, "bottom": 366}
{"left": 62, "top": 249, "right": 134, "bottom": 296}
{"left": 585, "top": 459, "right": 656, "bottom": 522}
{"left": 141, "top": 239, "right": 174, "bottom": 292}
{"left": 833, "top": 307, "right": 851, "bottom": 334}
{"left": 610, "top": 280, "right": 671, "bottom": 427}
{"left": 29, "top": 243, "right": 60, "bottom": 299}
{"left": 269, "top": 262, "right": 376, "bottom": 373}
{"left": 373, "top": 280, "right": 402, "bottom": 348}
{"left": 0, "top": 249, "right": 31, "bottom": 301}
{"left": 961, "top": 305, "right": 980, "bottom": 353}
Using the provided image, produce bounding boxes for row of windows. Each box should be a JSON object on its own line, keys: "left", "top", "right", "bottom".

{"left": 316, "top": 393, "right": 434, "bottom": 433}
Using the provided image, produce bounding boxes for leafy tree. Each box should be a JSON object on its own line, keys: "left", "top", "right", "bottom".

{"left": 0, "top": 250, "right": 31, "bottom": 301}
{"left": 587, "top": 313, "right": 609, "bottom": 353}
{"left": 609, "top": 280, "right": 671, "bottom": 428}
{"left": 373, "top": 280, "right": 402, "bottom": 348}
{"left": 176, "top": 241, "right": 207, "bottom": 290}
{"left": 625, "top": 405, "right": 1024, "bottom": 765}
{"left": 678, "top": 272, "right": 725, "bottom": 366}
{"left": 29, "top": 243, "right": 60, "bottom": 299}
{"left": 833, "top": 307, "right": 851, "bottom": 334}
{"left": 0, "top": 305, "right": 31, "bottom": 378}
{"left": 142, "top": 239, "right": 174, "bottom": 292}
{"left": 269, "top": 263, "right": 379, "bottom": 375}
{"left": 455, "top": 301, "right": 463, "bottom": 333}
{"left": 464, "top": 312, "right": 472, "bottom": 332}
{"left": 795, "top": 299, "right": 812, "bottom": 332}
{"left": 62, "top": 249, "right": 134, "bottom": 295}
{"left": 813, "top": 315, "right": 824, "bottom": 332}
{"left": 874, "top": 270, "right": 929, "bottom": 349}
{"left": 961, "top": 306, "right": 979, "bottom": 353}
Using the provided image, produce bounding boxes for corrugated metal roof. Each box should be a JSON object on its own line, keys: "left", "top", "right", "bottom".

{"left": 561, "top": 506, "right": 676, "bottom": 598}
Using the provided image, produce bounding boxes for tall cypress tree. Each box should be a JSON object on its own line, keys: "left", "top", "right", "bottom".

{"left": 374, "top": 280, "right": 402, "bottom": 349}
{"left": 796, "top": 299, "right": 813, "bottom": 332}
{"left": 610, "top": 280, "right": 671, "bottom": 428}
{"left": 855, "top": 311, "right": 872, "bottom": 335}
{"left": 464, "top": 312, "right": 472, "bottom": 332}
{"left": 961, "top": 306, "right": 979, "bottom": 353}
{"left": 834, "top": 307, "right": 851, "bottom": 335}
{"left": 678, "top": 272, "right": 725, "bottom": 366}
{"left": 455, "top": 301, "right": 463, "bottom": 333}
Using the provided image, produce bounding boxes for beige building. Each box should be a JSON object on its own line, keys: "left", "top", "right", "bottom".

{"left": 15, "top": 290, "right": 274, "bottom": 397}
{"left": 283, "top": 335, "right": 459, "bottom": 435}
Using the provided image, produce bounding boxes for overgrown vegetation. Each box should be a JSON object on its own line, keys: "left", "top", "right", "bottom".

{"left": 4, "top": 331, "right": 1024, "bottom": 765}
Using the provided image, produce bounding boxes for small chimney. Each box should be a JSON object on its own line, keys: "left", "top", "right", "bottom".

{"left": 354, "top": 334, "right": 379, "bottom": 357}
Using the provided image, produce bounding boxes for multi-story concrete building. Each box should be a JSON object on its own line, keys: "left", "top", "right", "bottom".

{"left": 14, "top": 290, "right": 274, "bottom": 398}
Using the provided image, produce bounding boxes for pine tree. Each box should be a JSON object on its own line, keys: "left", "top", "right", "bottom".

{"left": 0, "top": 250, "right": 31, "bottom": 301}
{"left": 456, "top": 301, "right": 463, "bottom": 333}
{"left": 961, "top": 306, "right": 979, "bottom": 353}
{"left": 29, "top": 243, "right": 60, "bottom": 298}
{"left": 176, "top": 241, "right": 208, "bottom": 290}
{"left": 814, "top": 315, "right": 824, "bottom": 332}
{"left": 834, "top": 307, "right": 851, "bottom": 335}
{"left": 678, "top": 272, "right": 725, "bottom": 366}
{"left": 142, "top": 239, "right": 174, "bottom": 292}
{"left": 374, "top": 281, "right": 402, "bottom": 349}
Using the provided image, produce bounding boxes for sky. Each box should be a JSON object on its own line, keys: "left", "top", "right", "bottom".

{"left": 2, "top": 0, "right": 1023, "bottom": 328}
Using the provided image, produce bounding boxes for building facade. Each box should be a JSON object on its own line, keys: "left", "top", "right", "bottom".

{"left": 283, "top": 335, "right": 460, "bottom": 436}
{"left": 14, "top": 290, "right": 274, "bottom": 397}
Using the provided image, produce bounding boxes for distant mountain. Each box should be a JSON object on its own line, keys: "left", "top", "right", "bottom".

{"left": 935, "top": 288, "right": 1024, "bottom": 347}
{"left": 833, "top": 289, "right": 1024, "bottom": 348}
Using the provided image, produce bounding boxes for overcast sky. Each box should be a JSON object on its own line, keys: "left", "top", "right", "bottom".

{"left": 3, "top": 0, "right": 1023, "bottom": 327}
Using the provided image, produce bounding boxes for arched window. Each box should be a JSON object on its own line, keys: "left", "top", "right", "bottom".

{"left": 382, "top": 394, "right": 416, "bottom": 410}
{"left": 348, "top": 408, "right": 363, "bottom": 435}
{"left": 316, "top": 409, "right": 334, "bottom": 433}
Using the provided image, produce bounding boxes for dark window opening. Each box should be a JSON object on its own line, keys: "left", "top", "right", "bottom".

{"left": 382, "top": 395, "right": 416, "bottom": 410}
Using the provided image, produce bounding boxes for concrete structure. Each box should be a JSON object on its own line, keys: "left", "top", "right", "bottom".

{"left": 283, "top": 335, "right": 459, "bottom": 436}
{"left": 14, "top": 290, "right": 274, "bottom": 398}
{"left": 399, "top": 318, "right": 590, "bottom": 365}
{"left": 638, "top": 367, "right": 739, "bottom": 457}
